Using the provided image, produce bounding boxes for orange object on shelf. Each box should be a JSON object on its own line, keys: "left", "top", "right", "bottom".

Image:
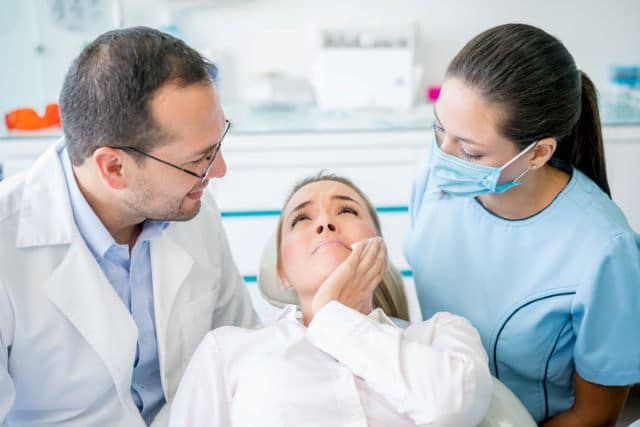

{"left": 5, "top": 103, "right": 61, "bottom": 130}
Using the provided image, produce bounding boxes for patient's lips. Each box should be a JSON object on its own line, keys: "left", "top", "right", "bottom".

{"left": 313, "top": 239, "right": 351, "bottom": 254}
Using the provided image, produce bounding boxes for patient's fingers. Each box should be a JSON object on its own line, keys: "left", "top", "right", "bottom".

{"left": 361, "top": 247, "right": 387, "bottom": 290}
{"left": 347, "top": 238, "right": 368, "bottom": 265}
{"left": 357, "top": 238, "right": 386, "bottom": 290}
{"left": 358, "top": 237, "right": 383, "bottom": 273}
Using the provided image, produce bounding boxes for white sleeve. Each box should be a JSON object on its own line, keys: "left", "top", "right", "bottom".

{"left": 306, "top": 302, "right": 492, "bottom": 427}
{"left": 169, "top": 332, "right": 232, "bottom": 427}
{"left": 0, "top": 281, "right": 15, "bottom": 425}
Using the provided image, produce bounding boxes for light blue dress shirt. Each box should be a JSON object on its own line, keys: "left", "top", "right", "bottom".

{"left": 404, "top": 150, "right": 640, "bottom": 423}
{"left": 60, "top": 147, "right": 168, "bottom": 424}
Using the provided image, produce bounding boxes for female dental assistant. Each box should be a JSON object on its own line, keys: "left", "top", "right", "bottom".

{"left": 404, "top": 23, "right": 640, "bottom": 426}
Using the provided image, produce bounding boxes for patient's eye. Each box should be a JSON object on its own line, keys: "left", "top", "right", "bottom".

{"left": 339, "top": 205, "right": 358, "bottom": 216}
{"left": 291, "top": 212, "right": 310, "bottom": 228}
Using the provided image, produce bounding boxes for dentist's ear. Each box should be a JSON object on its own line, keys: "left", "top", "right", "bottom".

{"left": 529, "top": 137, "right": 557, "bottom": 169}
{"left": 92, "top": 147, "right": 128, "bottom": 190}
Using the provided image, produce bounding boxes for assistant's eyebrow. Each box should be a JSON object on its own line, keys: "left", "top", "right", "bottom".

{"left": 433, "top": 106, "right": 481, "bottom": 146}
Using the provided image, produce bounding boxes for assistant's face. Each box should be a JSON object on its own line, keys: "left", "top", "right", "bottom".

{"left": 434, "top": 77, "right": 532, "bottom": 183}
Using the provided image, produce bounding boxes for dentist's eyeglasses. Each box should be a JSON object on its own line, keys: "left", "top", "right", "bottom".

{"left": 113, "top": 120, "right": 230, "bottom": 186}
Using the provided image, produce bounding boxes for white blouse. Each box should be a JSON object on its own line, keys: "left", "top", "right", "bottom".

{"left": 169, "top": 302, "right": 492, "bottom": 427}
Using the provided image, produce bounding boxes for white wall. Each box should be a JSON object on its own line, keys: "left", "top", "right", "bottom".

{"left": 1, "top": 0, "right": 638, "bottom": 112}
{"left": 175, "top": 0, "right": 640, "bottom": 103}
{"left": 0, "top": 0, "right": 44, "bottom": 113}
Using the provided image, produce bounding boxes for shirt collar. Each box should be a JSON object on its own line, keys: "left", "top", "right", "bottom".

{"left": 59, "top": 146, "right": 168, "bottom": 260}
{"left": 275, "top": 304, "right": 399, "bottom": 327}
{"left": 368, "top": 307, "right": 398, "bottom": 327}
{"left": 277, "top": 305, "right": 303, "bottom": 322}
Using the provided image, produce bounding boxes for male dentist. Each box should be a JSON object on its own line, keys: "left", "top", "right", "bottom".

{"left": 0, "top": 27, "right": 259, "bottom": 426}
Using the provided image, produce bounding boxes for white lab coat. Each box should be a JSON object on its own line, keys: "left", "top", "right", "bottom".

{"left": 0, "top": 139, "right": 259, "bottom": 426}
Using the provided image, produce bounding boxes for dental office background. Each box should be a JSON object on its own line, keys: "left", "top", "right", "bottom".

{"left": 1, "top": 0, "right": 639, "bottom": 313}
{"left": 2, "top": 0, "right": 640, "bottom": 316}
{"left": 1, "top": 0, "right": 639, "bottom": 424}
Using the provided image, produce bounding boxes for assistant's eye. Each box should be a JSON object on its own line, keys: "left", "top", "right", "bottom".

{"left": 291, "top": 212, "right": 310, "bottom": 228}
{"left": 433, "top": 123, "right": 445, "bottom": 134}
{"left": 458, "top": 146, "right": 482, "bottom": 162}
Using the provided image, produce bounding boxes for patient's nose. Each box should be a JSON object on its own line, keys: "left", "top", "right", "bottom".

{"left": 316, "top": 223, "right": 336, "bottom": 234}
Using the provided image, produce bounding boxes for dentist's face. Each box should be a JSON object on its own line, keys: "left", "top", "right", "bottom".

{"left": 278, "top": 180, "right": 378, "bottom": 299}
{"left": 124, "top": 81, "right": 228, "bottom": 221}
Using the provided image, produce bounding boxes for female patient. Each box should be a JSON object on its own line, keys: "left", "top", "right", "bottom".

{"left": 169, "top": 174, "right": 492, "bottom": 427}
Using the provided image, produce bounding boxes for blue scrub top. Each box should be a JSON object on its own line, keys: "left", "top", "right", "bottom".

{"left": 404, "top": 153, "right": 640, "bottom": 422}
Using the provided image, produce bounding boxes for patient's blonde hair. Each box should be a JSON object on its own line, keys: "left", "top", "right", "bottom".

{"left": 276, "top": 172, "right": 410, "bottom": 321}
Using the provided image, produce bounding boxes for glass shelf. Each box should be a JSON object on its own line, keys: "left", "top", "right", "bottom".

{"left": 2, "top": 94, "right": 640, "bottom": 140}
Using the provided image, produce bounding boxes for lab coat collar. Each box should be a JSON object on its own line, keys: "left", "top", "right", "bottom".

{"left": 16, "top": 138, "right": 75, "bottom": 248}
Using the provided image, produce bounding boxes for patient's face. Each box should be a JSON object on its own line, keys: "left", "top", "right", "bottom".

{"left": 278, "top": 180, "right": 378, "bottom": 298}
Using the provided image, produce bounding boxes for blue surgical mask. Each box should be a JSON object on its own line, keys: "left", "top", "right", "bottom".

{"left": 429, "top": 131, "right": 537, "bottom": 197}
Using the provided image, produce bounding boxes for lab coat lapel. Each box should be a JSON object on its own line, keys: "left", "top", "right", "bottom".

{"left": 45, "top": 237, "right": 139, "bottom": 395}
{"left": 150, "top": 234, "right": 193, "bottom": 392}
{"left": 17, "top": 139, "right": 139, "bottom": 394}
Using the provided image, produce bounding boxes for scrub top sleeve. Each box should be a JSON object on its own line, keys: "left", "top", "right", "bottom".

{"left": 0, "top": 281, "right": 16, "bottom": 422}
{"left": 571, "top": 232, "right": 640, "bottom": 386}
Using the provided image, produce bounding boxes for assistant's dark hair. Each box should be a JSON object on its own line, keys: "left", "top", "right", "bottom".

{"left": 59, "top": 26, "right": 216, "bottom": 165}
{"left": 446, "top": 23, "right": 610, "bottom": 196}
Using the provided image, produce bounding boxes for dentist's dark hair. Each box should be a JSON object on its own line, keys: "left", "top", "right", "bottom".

{"left": 60, "top": 26, "right": 217, "bottom": 166}
{"left": 446, "top": 23, "right": 610, "bottom": 197}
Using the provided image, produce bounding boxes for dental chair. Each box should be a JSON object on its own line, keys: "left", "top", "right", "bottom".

{"left": 258, "top": 236, "right": 537, "bottom": 427}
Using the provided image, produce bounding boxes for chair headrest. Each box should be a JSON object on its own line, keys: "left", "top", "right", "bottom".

{"left": 258, "top": 234, "right": 299, "bottom": 308}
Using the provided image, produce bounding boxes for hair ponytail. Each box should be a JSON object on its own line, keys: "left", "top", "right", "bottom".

{"left": 555, "top": 71, "right": 610, "bottom": 197}
{"left": 447, "top": 24, "right": 611, "bottom": 197}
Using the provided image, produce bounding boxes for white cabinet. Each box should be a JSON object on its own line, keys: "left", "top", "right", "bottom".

{"left": 1, "top": 126, "right": 638, "bottom": 322}
{"left": 603, "top": 127, "right": 640, "bottom": 232}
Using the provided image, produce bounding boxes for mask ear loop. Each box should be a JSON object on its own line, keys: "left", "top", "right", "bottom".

{"left": 499, "top": 141, "right": 539, "bottom": 182}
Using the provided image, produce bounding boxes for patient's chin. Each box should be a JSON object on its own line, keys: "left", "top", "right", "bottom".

{"left": 315, "top": 251, "right": 347, "bottom": 272}
{"left": 288, "top": 252, "right": 349, "bottom": 295}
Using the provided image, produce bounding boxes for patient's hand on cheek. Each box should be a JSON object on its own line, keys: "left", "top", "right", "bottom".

{"left": 311, "top": 237, "right": 387, "bottom": 316}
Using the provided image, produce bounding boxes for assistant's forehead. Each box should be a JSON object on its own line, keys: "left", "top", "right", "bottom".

{"left": 436, "top": 77, "right": 508, "bottom": 145}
